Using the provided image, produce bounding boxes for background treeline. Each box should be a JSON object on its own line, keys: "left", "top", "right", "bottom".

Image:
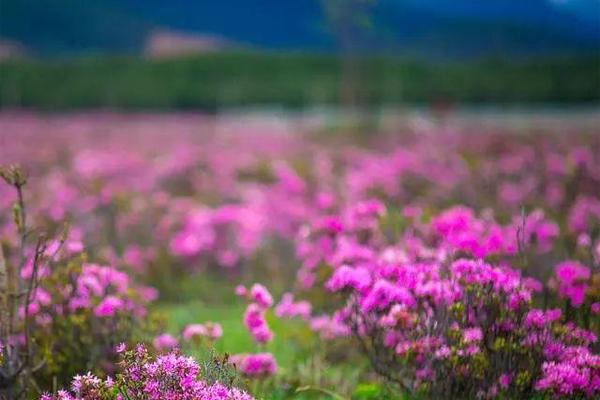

{"left": 1, "top": 52, "right": 599, "bottom": 110}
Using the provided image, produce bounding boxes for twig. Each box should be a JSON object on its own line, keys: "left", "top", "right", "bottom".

{"left": 23, "top": 237, "right": 47, "bottom": 378}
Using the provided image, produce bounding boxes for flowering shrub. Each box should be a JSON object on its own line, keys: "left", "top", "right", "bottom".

{"left": 328, "top": 257, "right": 599, "bottom": 397}
{"left": 294, "top": 196, "right": 600, "bottom": 398}
{"left": 0, "top": 166, "right": 155, "bottom": 397}
{"left": 39, "top": 344, "right": 253, "bottom": 400}
{"left": 31, "top": 258, "right": 156, "bottom": 387}
{"left": 10, "top": 255, "right": 155, "bottom": 388}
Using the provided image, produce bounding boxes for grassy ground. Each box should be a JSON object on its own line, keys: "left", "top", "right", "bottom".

{"left": 154, "top": 290, "right": 404, "bottom": 400}
{"left": 156, "top": 301, "right": 301, "bottom": 366}
{"left": 155, "top": 300, "right": 365, "bottom": 399}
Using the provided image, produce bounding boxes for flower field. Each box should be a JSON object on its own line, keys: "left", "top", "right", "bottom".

{"left": 0, "top": 112, "right": 599, "bottom": 399}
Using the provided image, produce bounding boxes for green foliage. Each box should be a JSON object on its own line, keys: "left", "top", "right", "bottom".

{"left": 0, "top": 53, "right": 598, "bottom": 110}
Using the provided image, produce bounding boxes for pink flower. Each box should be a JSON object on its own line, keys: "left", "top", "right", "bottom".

{"left": 360, "top": 279, "right": 415, "bottom": 313}
{"left": 435, "top": 346, "right": 451, "bottom": 359}
{"left": 251, "top": 325, "right": 273, "bottom": 343}
{"left": 535, "top": 346, "right": 600, "bottom": 397}
{"left": 71, "top": 373, "right": 101, "bottom": 396}
{"left": 524, "top": 309, "right": 562, "bottom": 329}
{"left": 94, "top": 295, "right": 124, "bottom": 317}
{"left": 463, "top": 327, "right": 483, "bottom": 343}
{"left": 182, "top": 324, "right": 207, "bottom": 341}
{"left": 139, "top": 286, "right": 159, "bottom": 302}
{"left": 66, "top": 240, "right": 84, "bottom": 254}
{"left": 243, "top": 303, "right": 273, "bottom": 344}
{"left": 274, "top": 293, "right": 311, "bottom": 320}
{"left": 235, "top": 285, "right": 247, "bottom": 296}
{"left": 553, "top": 261, "right": 591, "bottom": 307}
{"left": 249, "top": 284, "right": 273, "bottom": 308}
{"left": 326, "top": 265, "right": 372, "bottom": 293}
{"left": 230, "top": 353, "right": 277, "bottom": 377}
{"left": 523, "top": 277, "right": 543, "bottom": 293}
{"left": 202, "top": 322, "right": 223, "bottom": 340}
{"left": 499, "top": 374, "right": 511, "bottom": 389}
{"left": 123, "top": 245, "right": 145, "bottom": 272}
{"left": 183, "top": 322, "right": 223, "bottom": 341}
{"left": 309, "top": 314, "right": 350, "bottom": 340}
{"left": 152, "top": 333, "right": 178, "bottom": 352}
{"left": 169, "top": 227, "right": 215, "bottom": 258}
{"left": 18, "top": 302, "right": 40, "bottom": 318}
{"left": 576, "top": 233, "right": 591, "bottom": 248}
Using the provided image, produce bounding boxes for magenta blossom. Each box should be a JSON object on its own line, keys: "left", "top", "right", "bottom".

{"left": 94, "top": 295, "right": 124, "bottom": 317}
{"left": 230, "top": 353, "right": 277, "bottom": 378}
{"left": 152, "top": 333, "right": 178, "bottom": 352}
{"left": 552, "top": 261, "right": 591, "bottom": 307}
{"left": 249, "top": 283, "right": 273, "bottom": 308}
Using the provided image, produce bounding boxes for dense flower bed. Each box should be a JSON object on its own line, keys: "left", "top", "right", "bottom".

{"left": 1, "top": 113, "right": 599, "bottom": 399}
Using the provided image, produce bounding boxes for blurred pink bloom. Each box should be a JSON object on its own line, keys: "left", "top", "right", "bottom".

{"left": 249, "top": 283, "right": 273, "bottom": 308}
{"left": 94, "top": 296, "right": 124, "bottom": 317}
{"left": 153, "top": 333, "right": 178, "bottom": 351}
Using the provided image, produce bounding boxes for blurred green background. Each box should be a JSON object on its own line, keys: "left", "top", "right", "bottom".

{"left": 1, "top": 0, "right": 599, "bottom": 110}
{"left": 1, "top": 54, "right": 598, "bottom": 110}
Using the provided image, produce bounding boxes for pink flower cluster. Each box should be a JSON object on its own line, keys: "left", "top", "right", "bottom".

{"left": 568, "top": 195, "right": 600, "bottom": 234}
{"left": 67, "top": 263, "right": 153, "bottom": 318}
{"left": 551, "top": 261, "right": 592, "bottom": 307}
{"left": 153, "top": 321, "right": 223, "bottom": 352}
{"left": 182, "top": 322, "right": 223, "bottom": 342}
{"left": 535, "top": 346, "right": 600, "bottom": 397}
{"left": 309, "top": 314, "right": 350, "bottom": 340}
{"left": 233, "top": 284, "right": 278, "bottom": 378}
{"left": 238, "top": 284, "right": 274, "bottom": 344}
{"left": 169, "top": 205, "right": 266, "bottom": 268}
{"left": 40, "top": 344, "right": 253, "bottom": 400}
{"left": 229, "top": 353, "right": 277, "bottom": 378}
{"left": 296, "top": 197, "right": 600, "bottom": 397}
{"left": 152, "top": 333, "right": 178, "bottom": 352}
{"left": 430, "top": 206, "right": 559, "bottom": 257}
{"left": 274, "top": 293, "right": 311, "bottom": 320}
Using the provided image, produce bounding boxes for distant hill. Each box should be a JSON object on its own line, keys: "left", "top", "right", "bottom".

{"left": 0, "top": 0, "right": 150, "bottom": 55}
{"left": 0, "top": 0, "right": 598, "bottom": 58}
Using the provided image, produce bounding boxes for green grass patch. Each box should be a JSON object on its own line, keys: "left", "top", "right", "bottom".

{"left": 155, "top": 300, "right": 313, "bottom": 370}
{"left": 153, "top": 299, "right": 396, "bottom": 399}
